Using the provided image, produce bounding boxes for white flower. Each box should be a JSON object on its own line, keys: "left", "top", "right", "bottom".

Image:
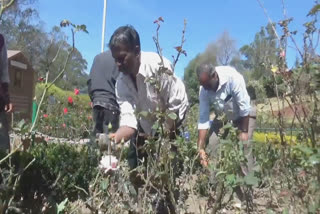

{"left": 99, "top": 155, "right": 119, "bottom": 173}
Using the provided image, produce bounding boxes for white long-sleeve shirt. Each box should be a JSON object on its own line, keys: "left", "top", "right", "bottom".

{"left": 198, "top": 66, "right": 251, "bottom": 130}
{"left": 116, "top": 51, "right": 189, "bottom": 135}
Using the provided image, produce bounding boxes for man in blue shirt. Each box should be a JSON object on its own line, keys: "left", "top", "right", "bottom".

{"left": 196, "top": 63, "right": 255, "bottom": 173}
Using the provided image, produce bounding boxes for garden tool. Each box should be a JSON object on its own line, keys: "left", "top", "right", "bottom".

{"left": 97, "top": 122, "right": 113, "bottom": 152}
{"left": 97, "top": 133, "right": 110, "bottom": 152}
{"left": 97, "top": 133, "right": 119, "bottom": 173}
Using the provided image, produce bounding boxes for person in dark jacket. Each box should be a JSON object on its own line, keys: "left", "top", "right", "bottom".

{"left": 87, "top": 50, "right": 120, "bottom": 136}
{"left": 0, "top": 34, "right": 13, "bottom": 152}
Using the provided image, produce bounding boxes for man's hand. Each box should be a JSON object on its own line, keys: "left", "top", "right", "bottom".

{"left": 110, "top": 126, "right": 135, "bottom": 144}
{"left": 109, "top": 133, "right": 116, "bottom": 140}
{"left": 238, "top": 132, "right": 249, "bottom": 141}
{"left": 199, "top": 149, "right": 209, "bottom": 167}
{"left": 197, "top": 129, "right": 209, "bottom": 167}
{"left": 4, "top": 103, "right": 12, "bottom": 113}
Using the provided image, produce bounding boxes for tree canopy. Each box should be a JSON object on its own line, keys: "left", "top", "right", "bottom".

{"left": 0, "top": 0, "right": 89, "bottom": 90}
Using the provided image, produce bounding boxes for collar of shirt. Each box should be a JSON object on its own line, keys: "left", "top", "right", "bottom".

{"left": 137, "top": 51, "right": 148, "bottom": 78}
{"left": 215, "top": 66, "right": 229, "bottom": 92}
{"left": 137, "top": 51, "right": 170, "bottom": 78}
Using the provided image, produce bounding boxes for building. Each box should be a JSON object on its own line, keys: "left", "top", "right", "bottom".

{"left": 7, "top": 50, "right": 36, "bottom": 121}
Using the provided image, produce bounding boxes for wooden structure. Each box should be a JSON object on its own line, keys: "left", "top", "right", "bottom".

{"left": 7, "top": 50, "right": 35, "bottom": 121}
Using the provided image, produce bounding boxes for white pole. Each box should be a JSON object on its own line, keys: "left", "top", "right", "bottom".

{"left": 101, "top": 0, "right": 107, "bottom": 53}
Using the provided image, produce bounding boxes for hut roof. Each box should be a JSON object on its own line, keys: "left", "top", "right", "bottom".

{"left": 7, "top": 50, "right": 21, "bottom": 58}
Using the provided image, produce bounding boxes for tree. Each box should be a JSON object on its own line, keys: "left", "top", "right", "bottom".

{"left": 0, "top": 1, "right": 89, "bottom": 90}
{"left": 0, "top": 0, "right": 15, "bottom": 19}
{"left": 184, "top": 51, "right": 217, "bottom": 105}
{"left": 212, "top": 31, "right": 237, "bottom": 66}
{"left": 0, "top": 0, "right": 37, "bottom": 20}
{"left": 239, "top": 23, "right": 279, "bottom": 80}
{"left": 183, "top": 55, "right": 202, "bottom": 105}
{"left": 238, "top": 23, "right": 280, "bottom": 98}
{"left": 36, "top": 26, "right": 88, "bottom": 90}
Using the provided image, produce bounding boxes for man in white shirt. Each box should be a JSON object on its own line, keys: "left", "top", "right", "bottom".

{"left": 196, "top": 63, "right": 255, "bottom": 172}
{"left": 109, "top": 25, "right": 188, "bottom": 169}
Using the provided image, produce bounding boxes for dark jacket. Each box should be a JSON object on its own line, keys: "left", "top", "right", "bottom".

{"left": 0, "top": 34, "right": 10, "bottom": 111}
{"left": 87, "top": 50, "right": 119, "bottom": 111}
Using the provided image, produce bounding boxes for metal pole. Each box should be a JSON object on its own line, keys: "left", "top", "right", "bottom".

{"left": 101, "top": 0, "right": 107, "bottom": 53}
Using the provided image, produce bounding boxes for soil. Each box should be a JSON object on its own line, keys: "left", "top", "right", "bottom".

{"left": 271, "top": 104, "right": 309, "bottom": 118}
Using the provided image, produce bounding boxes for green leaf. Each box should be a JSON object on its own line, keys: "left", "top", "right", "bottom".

{"left": 308, "top": 202, "right": 318, "bottom": 213}
{"left": 294, "top": 145, "right": 313, "bottom": 155}
{"left": 309, "top": 154, "right": 320, "bottom": 165}
{"left": 57, "top": 198, "right": 68, "bottom": 214}
{"left": 17, "top": 119, "right": 26, "bottom": 130}
{"left": 282, "top": 208, "right": 289, "bottom": 214}
{"left": 76, "top": 24, "right": 89, "bottom": 33}
{"left": 216, "top": 170, "right": 227, "bottom": 177}
{"left": 252, "top": 165, "right": 261, "bottom": 172}
{"left": 222, "top": 122, "right": 232, "bottom": 129}
{"left": 128, "top": 184, "right": 137, "bottom": 196}
{"left": 139, "top": 111, "right": 149, "bottom": 118}
{"left": 167, "top": 112, "right": 177, "bottom": 120}
{"left": 226, "top": 174, "right": 236, "bottom": 186}
{"left": 266, "top": 209, "right": 276, "bottom": 214}
{"left": 101, "top": 178, "right": 109, "bottom": 190}
{"left": 152, "top": 121, "right": 159, "bottom": 130}
{"left": 244, "top": 172, "right": 259, "bottom": 186}
{"left": 307, "top": 4, "right": 320, "bottom": 16}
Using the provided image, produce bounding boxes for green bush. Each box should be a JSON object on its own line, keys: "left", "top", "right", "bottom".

{"left": 0, "top": 143, "right": 99, "bottom": 213}
{"left": 29, "top": 143, "right": 99, "bottom": 200}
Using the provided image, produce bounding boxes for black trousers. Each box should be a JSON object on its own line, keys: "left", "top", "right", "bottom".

{"left": 92, "top": 106, "right": 119, "bottom": 136}
{"left": 0, "top": 98, "right": 10, "bottom": 152}
{"left": 0, "top": 111, "right": 9, "bottom": 152}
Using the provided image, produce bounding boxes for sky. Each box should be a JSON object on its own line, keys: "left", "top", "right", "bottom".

{"left": 35, "top": 0, "right": 317, "bottom": 78}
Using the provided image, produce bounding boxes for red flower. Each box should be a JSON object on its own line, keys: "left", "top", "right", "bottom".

{"left": 63, "top": 107, "right": 68, "bottom": 114}
{"left": 74, "top": 88, "right": 79, "bottom": 95}
{"left": 88, "top": 115, "right": 92, "bottom": 120}
{"left": 43, "top": 114, "right": 48, "bottom": 118}
{"left": 68, "top": 96, "right": 73, "bottom": 104}
{"left": 62, "top": 123, "right": 66, "bottom": 128}
{"left": 38, "top": 77, "right": 45, "bottom": 82}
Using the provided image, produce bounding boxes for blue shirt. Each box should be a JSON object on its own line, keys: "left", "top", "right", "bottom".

{"left": 198, "top": 66, "right": 251, "bottom": 130}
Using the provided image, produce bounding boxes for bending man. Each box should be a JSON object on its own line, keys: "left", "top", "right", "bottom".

{"left": 109, "top": 25, "right": 189, "bottom": 168}
{"left": 196, "top": 63, "right": 256, "bottom": 173}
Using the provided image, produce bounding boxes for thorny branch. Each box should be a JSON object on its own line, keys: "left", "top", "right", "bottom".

{"left": 0, "top": 0, "right": 15, "bottom": 20}
{"left": 30, "top": 25, "right": 82, "bottom": 132}
{"left": 173, "top": 19, "right": 187, "bottom": 69}
{"left": 256, "top": 0, "right": 282, "bottom": 49}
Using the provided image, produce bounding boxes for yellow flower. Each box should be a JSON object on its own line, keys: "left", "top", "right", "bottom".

{"left": 271, "top": 65, "right": 278, "bottom": 73}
